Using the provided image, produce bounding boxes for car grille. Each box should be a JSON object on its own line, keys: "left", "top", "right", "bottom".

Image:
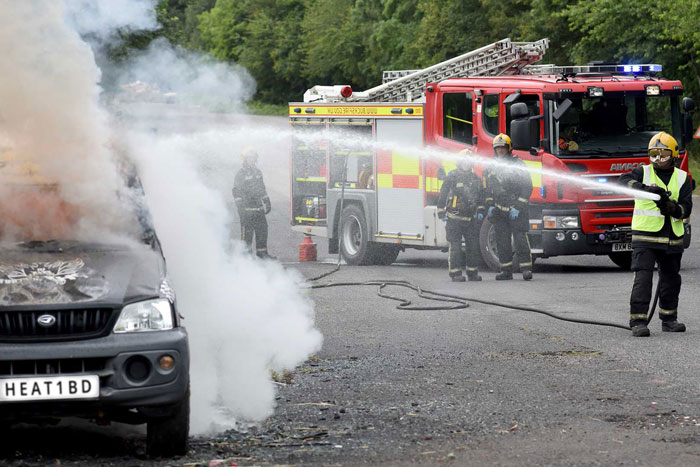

{"left": 0, "top": 309, "right": 115, "bottom": 342}
{"left": 0, "top": 358, "right": 108, "bottom": 376}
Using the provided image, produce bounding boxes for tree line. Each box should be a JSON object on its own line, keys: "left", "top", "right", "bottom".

{"left": 147, "top": 0, "right": 700, "bottom": 109}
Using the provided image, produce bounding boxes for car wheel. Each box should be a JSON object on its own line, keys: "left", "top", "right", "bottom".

{"left": 147, "top": 388, "right": 190, "bottom": 457}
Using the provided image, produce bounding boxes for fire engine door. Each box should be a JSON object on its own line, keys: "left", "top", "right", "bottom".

{"left": 375, "top": 118, "right": 424, "bottom": 238}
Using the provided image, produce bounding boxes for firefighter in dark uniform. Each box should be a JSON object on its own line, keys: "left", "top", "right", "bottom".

{"left": 483, "top": 134, "right": 533, "bottom": 280}
{"left": 619, "top": 132, "right": 692, "bottom": 337}
{"left": 437, "top": 148, "right": 485, "bottom": 282}
{"left": 233, "top": 147, "right": 273, "bottom": 259}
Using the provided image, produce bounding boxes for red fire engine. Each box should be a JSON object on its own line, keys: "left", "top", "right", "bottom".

{"left": 289, "top": 39, "right": 695, "bottom": 269}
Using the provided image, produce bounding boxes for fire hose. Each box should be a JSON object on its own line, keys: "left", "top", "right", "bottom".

{"left": 304, "top": 160, "right": 671, "bottom": 332}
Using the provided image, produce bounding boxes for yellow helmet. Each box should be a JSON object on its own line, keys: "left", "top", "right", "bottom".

{"left": 456, "top": 148, "right": 475, "bottom": 170}
{"left": 493, "top": 133, "right": 512, "bottom": 152}
{"left": 648, "top": 132, "right": 679, "bottom": 159}
{"left": 241, "top": 146, "right": 259, "bottom": 163}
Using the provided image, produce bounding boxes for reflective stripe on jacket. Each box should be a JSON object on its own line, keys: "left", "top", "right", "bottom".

{"left": 631, "top": 165, "right": 686, "bottom": 237}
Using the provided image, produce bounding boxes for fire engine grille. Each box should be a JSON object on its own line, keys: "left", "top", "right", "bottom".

{"left": 0, "top": 309, "right": 115, "bottom": 341}
{"left": 0, "top": 358, "right": 107, "bottom": 376}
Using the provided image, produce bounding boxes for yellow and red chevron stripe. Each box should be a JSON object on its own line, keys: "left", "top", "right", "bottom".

{"left": 377, "top": 150, "right": 422, "bottom": 189}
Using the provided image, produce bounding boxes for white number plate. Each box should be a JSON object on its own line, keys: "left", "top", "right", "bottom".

{"left": 612, "top": 242, "right": 632, "bottom": 252}
{"left": 0, "top": 375, "right": 99, "bottom": 402}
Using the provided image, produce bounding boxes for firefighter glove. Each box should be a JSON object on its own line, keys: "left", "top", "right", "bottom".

{"left": 437, "top": 208, "right": 447, "bottom": 220}
{"left": 263, "top": 196, "right": 271, "bottom": 214}
{"left": 509, "top": 208, "right": 519, "bottom": 220}
{"left": 644, "top": 185, "right": 668, "bottom": 199}
{"left": 657, "top": 198, "right": 679, "bottom": 217}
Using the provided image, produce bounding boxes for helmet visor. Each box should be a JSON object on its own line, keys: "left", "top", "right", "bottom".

{"left": 648, "top": 147, "right": 672, "bottom": 162}
{"left": 494, "top": 145, "right": 509, "bottom": 156}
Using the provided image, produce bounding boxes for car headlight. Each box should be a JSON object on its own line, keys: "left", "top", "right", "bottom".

{"left": 543, "top": 215, "right": 580, "bottom": 229}
{"left": 113, "top": 298, "right": 174, "bottom": 333}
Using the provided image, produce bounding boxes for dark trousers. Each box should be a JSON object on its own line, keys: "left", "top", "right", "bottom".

{"left": 446, "top": 218, "right": 480, "bottom": 277}
{"left": 241, "top": 211, "right": 268, "bottom": 255}
{"left": 630, "top": 247, "right": 682, "bottom": 326}
{"left": 491, "top": 214, "right": 532, "bottom": 272}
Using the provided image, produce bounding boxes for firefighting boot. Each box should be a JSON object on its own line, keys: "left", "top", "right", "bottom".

{"left": 495, "top": 271, "right": 513, "bottom": 281}
{"left": 466, "top": 271, "right": 482, "bottom": 282}
{"left": 451, "top": 274, "right": 466, "bottom": 282}
{"left": 522, "top": 269, "right": 533, "bottom": 281}
{"left": 661, "top": 320, "right": 686, "bottom": 332}
{"left": 631, "top": 323, "right": 650, "bottom": 337}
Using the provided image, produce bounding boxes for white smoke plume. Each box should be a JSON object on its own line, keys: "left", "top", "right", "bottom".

{"left": 0, "top": 0, "right": 322, "bottom": 433}
{"left": 0, "top": 0, "right": 133, "bottom": 242}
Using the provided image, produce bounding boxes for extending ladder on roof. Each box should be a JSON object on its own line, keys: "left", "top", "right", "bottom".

{"left": 303, "top": 38, "right": 549, "bottom": 103}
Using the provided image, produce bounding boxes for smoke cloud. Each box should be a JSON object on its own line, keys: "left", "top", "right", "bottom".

{"left": 0, "top": 0, "right": 322, "bottom": 433}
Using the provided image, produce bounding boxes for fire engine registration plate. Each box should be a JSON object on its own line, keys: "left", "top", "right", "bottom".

{"left": 0, "top": 375, "right": 99, "bottom": 402}
{"left": 612, "top": 242, "right": 632, "bottom": 252}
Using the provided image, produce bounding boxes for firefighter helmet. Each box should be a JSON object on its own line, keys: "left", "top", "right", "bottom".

{"left": 241, "top": 146, "right": 259, "bottom": 164}
{"left": 648, "top": 132, "right": 679, "bottom": 159}
{"left": 457, "top": 148, "right": 475, "bottom": 170}
{"left": 493, "top": 134, "right": 512, "bottom": 152}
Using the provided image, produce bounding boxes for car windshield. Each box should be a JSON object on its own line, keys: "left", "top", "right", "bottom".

{"left": 552, "top": 94, "right": 681, "bottom": 158}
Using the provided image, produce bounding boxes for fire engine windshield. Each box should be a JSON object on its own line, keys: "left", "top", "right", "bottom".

{"left": 552, "top": 93, "right": 681, "bottom": 158}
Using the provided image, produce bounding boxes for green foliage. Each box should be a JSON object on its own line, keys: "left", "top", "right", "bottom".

{"left": 114, "top": 0, "right": 700, "bottom": 114}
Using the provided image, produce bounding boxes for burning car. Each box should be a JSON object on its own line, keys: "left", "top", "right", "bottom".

{"left": 0, "top": 152, "right": 190, "bottom": 457}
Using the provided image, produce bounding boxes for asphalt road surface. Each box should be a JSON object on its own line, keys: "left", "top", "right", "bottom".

{"left": 3, "top": 112, "right": 700, "bottom": 466}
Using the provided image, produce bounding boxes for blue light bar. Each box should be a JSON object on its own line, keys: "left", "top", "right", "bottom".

{"left": 597, "top": 177, "right": 608, "bottom": 183}
{"left": 621, "top": 64, "right": 661, "bottom": 73}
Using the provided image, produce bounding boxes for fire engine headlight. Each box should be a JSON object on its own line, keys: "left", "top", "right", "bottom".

{"left": 645, "top": 85, "right": 660, "bottom": 96}
{"left": 543, "top": 215, "right": 580, "bottom": 229}
{"left": 114, "top": 299, "right": 174, "bottom": 333}
{"left": 588, "top": 87, "right": 604, "bottom": 97}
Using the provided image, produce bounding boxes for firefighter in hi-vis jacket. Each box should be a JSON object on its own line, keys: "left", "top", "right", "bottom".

{"left": 437, "top": 148, "right": 485, "bottom": 282}
{"left": 483, "top": 134, "right": 533, "bottom": 281}
{"left": 233, "top": 147, "right": 274, "bottom": 259}
{"left": 619, "top": 132, "right": 693, "bottom": 337}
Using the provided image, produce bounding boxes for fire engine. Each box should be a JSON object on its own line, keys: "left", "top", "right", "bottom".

{"left": 289, "top": 38, "right": 695, "bottom": 269}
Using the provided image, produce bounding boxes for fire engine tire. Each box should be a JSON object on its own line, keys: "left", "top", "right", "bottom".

{"left": 340, "top": 205, "right": 372, "bottom": 265}
{"left": 146, "top": 387, "right": 190, "bottom": 457}
{"left": 478, "top": 219, "right": 528, "bottom": 272}
{"left": 608, "top": 252, "right": 632, "bottom": 270}
{"left": 479, "top": 219, "right": 502, "bottom": 272}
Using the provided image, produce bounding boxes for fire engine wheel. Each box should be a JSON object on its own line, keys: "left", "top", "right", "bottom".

{"left": 340, "top": 205, "right": 372, "bottom": 265}
{"left": 478, "top": 219, "right": 526, "bottom": 272}
{"left": 608, "top": 252, "right": 632, "bottom": 270}
{"left": 479, "top": 219, "right": 501, "bottom": 272}
{"left": 340, "top": 205, "right": 399, "bottom": 265}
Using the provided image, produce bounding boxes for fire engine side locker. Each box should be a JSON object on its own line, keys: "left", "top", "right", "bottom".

{"left": 374, "top": 118, "right": 427, "bottom": 246}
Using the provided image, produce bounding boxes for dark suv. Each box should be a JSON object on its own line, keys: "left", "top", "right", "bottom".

{"left": 0, "top": 169, "right": 190, "bottom": 456}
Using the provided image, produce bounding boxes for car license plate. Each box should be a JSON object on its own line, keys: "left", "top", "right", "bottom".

{"left": 0, "top": 375, "right": 99, "bottom": 402}
{"left": 612, "top": 242, "right": 632, "bottom": 252}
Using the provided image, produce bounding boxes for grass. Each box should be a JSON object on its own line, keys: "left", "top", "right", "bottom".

{"left": 688, "top": 149, "right": 700, "bottom": 193}
{"left": 245, "top": 100, "right": 288, "bottom": 116}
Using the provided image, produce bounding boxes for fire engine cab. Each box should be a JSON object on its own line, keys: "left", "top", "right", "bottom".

{"left": 289, "top": 38, "right": 695, "bottom": 269}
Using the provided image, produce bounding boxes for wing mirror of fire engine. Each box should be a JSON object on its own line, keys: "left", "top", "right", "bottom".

{"left": 682, "top": 97, "right": 695, "bottom": 112}
{"left": 681, "top": 97, "right": 695, "bottom": 146}
{"left": 437, "top": 167, "right": 446, "bottom": 181}
{"left": 552, "top": 98, "right": 573, "bottom": 122}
